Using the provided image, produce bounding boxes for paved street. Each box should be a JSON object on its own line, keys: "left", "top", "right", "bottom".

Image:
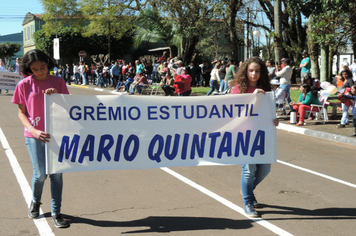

{"left": 1, "top": 86, "right": 355, "bottom": 236}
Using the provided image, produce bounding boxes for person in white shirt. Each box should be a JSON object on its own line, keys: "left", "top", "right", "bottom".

{"left": 275, "top": 58, "right": 293, "bottom": 112}
{"left": 350, "top": 59, "right": 356, "bottom": 82}
{"left": 271, "top": 79, "right": 287, "bottom": 114}
{"left": 206, "top": 62, "right": 221, "bottom": 96}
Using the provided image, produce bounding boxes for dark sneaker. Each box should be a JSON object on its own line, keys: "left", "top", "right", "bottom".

{"left": 351, "top": 133, "right": 356, "bottom": 137}
{"left": 244, "top": 204, "right": 259, "bottom": 218}
{"left": 337, "top": 124, "right": 345, "bottom": 128}
{"left": 253, "top": 200, "right": 260, "bottom": 208}
{"left": 28, "top": 200, "right": 41, "bottom": 218}
{"left": 52, "top": 214, "right": 69, "bottom": 228}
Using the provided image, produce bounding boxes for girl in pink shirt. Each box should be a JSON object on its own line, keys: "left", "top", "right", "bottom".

{"left": 11, "top": 49, "right": 69, "bottom": 228}
{"left": 230, "top": 57, "right": 278, "bottom": 218}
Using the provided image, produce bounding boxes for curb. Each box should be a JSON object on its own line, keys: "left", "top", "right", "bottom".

{"left": 277, "top": 123, "right": 356, "bottom": 146}
{"left": 68, "top": 84, "right": 356, "bottom": 146}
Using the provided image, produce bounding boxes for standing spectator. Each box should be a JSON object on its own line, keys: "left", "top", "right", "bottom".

{"left": 145, "top": 61, "right": 153, "bottom": 82}
{"left": 65, "top": 64, "right": 71, "bottom": 85}
{"left": 337, "top": 69, "right": 354, "bottom": 128}
{"left": 73, "top": 63, "right": 79, "bottom": 84}
{"left": 13, "top": 58, "right": 20, "bottom": 73}
{"left": 338, "top": 85, "right": 356, "bottom": 136}
{"left": 111, "top": 61, "right": 120, "bottom": 88}
{"left": 122, "top": 61, "right": 129, "bottom": 81}
{"left": 224, "top": 59, "right": 237, "bottom": 92}
{"left": 266, "top": 59, "right": 276, "bottom": 80}
{"left": 135, "top": 60, "right": 144, "bottom": 74}
{"left": 207, "top": 62, "right": 221, "bottom": 96}
{"left": 350, "top": 59, "right": 356, "bottom": 82}
{"left": 90, "top": 63, "right": 96, "bottom": 85}
{"left": 11, "top": 49, "right": 69, "bottom": 228}
{"left": 189, "top": 61, "right": 198, "bottom": 87}
{"left": 118, "top": 60, "right": 123, "bottom": 84}
{"left": 219, "top": 59, "right": 227, "bottom": 92}
{"left": 299, "top": 50, "right": 311, "bottom": 84}
{"left": 152, "top": 59, "right": 160, "bottom": 83}
{"left": 78, "top": 62, "right": 84, "bottom": 85}
{"left": 275, "top": 58, "right": 293, "bottom": 112}
{"left": 175, "top": 60, "right": 184, "bottom": 75}
{"left": 53, "top": 64, "right": 59, "bottom": 76}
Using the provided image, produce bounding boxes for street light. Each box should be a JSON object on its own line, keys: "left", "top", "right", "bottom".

{"left": 253, "top": 29, "right": 261, "bottom": 58}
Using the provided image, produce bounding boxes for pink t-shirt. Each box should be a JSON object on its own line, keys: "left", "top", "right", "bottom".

{"left": 12, "top": 75, "right": 69, "bottom": 137}
{"left": 231, "top": 84, "right": 257, "bottom": 94}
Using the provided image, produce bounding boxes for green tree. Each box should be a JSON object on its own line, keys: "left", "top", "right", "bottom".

{"left": 133, "top": 8, "right": 182, "bottom": 58}
{"left": 41, "top": 0, "right": 139, "bottom": 61}
{"left": 147, "top": 0, "right": 220, "bottom": 64}
{"left": 0, "top": 42, "right": 21, "bottom": 66}
{"left": 34, "top": 27, "right": 133, "bottom": 63}
{"left": 308, "top": 0, "right": 352, "bottom": 81}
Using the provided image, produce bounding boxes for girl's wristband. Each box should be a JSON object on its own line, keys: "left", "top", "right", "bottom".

{"left": 28, "top": 126, "right": 34, "bottom": 132}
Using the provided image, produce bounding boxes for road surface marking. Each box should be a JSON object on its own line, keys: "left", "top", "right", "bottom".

{"left": 161, "top": 167, "right": 294, "bottom": 236}
{"left": 0, "top": 128, "right": 55, "bottom": 236}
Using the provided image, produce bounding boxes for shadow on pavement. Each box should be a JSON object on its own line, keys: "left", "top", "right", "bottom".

{"left": 259, "top": 204, "right": 356, "bottom": 220}
{"left": 50, "top": 215, "right": 253, "bottom": 233}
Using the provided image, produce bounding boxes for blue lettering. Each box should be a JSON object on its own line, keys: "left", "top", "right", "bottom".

{"left": 78, "top": 135, "right": 95, "bottom": 163}
{"left": 69, "top": 106, "right": 81, "bottom": 120}
{"left": 235, "top": 130, "right": 251, "bottom": 157}
{"left": 114, "top": 135, "right": 123, "bottom": 161}
{"left": 159, "top": 106, "right": 170, "bottom": 120}
{"left": 234, "top": 104, "right": 244, "bottom": 117}
{"left": 148, "top": 106, "right": 158, "bottom": 120}
{"left": 123, "top": 135, "right": 139, "bottom": 161}
{"left": 251, "top": 131, "right": 265, "bottom": 157}
{"left": 128, "top": 107, "right": 140, "bottom": 120}
{"left": 222, "top": 105, "right": 233, "bottom": 118}
{"left": 108, "top": 107, "right": 121, "bottom": 120}
{"left": 209, "top": 105, "right": 221, "bottom": 118}
{"left": 172, "top": 105, "right": 182, "bottom": 119}
{"left": 84, "top": 106, "right": 95, "bottom": 120}
{"left": 197, "top": 105, "right": 207, "bottom": 119}
{"left": 190, "top": 133, "right": 207, "bottom": 159}
{"left": 250, "top": 104, "right": 258, "bottom": 116}
{"left": 97, "top": 134, "right": 114, "bottom": 162}
{"left": 164, "top": 134, "right": 180, "bottom": 160}
{"left": 208, "top": 132, "right": 221, "bottom": 157}
{"left": 148, "top": 135, "right": 164, "bottom": 163}
{"left": 58, "top": 134, "right": 80, "bottom": 162}
{"left": 97, "top": 105, "right": 107, "bottom": 120}
{"left": 181, "top": 134, "right": 190, "bottom": 160}
{"left": 183, "top": 106, "right": 194, "bottom": 119}
{"left": 217, "top": 132, "right": 232, "bottom": 158}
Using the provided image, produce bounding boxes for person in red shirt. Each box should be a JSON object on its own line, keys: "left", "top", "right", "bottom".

{"left": 173, "top": 66, "right": 192, "bottom": 96}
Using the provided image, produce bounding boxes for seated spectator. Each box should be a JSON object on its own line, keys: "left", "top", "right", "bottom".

{"left": 304, "top": 74, "right": 320, "bottom": 88}
{"left": 160, "top": 73, "right": 175, "bottom": 96}
{"left": 290, "top": 84, "right": 321, "bottom": 126}
{"left": 133, "top": 72, "right": 149, "bottom": 94}
{"left": 122, "top": 73, "right": 134, "bottom": 92}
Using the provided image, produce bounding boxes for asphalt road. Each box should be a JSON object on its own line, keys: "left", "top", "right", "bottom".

{"left": 1, "top": 86, "right": 355, "bottom": 236}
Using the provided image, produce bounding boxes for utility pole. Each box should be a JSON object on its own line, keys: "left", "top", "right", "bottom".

{"left": 246, "top": 7, "right": 250, "bottom": 59}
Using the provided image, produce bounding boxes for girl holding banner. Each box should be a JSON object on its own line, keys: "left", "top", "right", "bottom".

{"left": 230, "top": 57, "right": 279, "bottom": 218}
{"left": 11, "top": 49, "right": 70, "bottom": 228}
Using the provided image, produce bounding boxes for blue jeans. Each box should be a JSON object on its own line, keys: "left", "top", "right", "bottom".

{"left": 25, "top": 137, "right": 63, "bottom": 215}
{"left": 219, "top": 79, "right": 224, "bottom": 92}
{"left": 223, "top": 80, "right": 229, "bottom": 92}
{"left": 241, "top": 164, "right": 271, "bottom": 206}
{"left": 81, "top": 73, "right": 87, "bottom": 84}
{"left": 207, "top": 80, "right": 219, "bottom": 96}
{"left": 74, "top": 73, "right": 80, "bottom": 84}
{"left": 341, "top": 103, "right": 350, "bottom": 125}
{"left": 135, "top": 84, "right": 148, "bottom": 94}
{"left": 152, "top": 72, "right": 159, "bottom": 83}
{"left": 279, "top": 84, "right": 292, "bottom": 110}
{"left": 125, "top": 81, "right": 132, "bottom": 92}
{"left": 353, "top": 115, "right": 356, "bottom": 133}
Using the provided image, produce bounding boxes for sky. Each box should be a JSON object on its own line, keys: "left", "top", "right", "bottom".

{"left": 0, "top": 0, "right": 43, "bottom": 36}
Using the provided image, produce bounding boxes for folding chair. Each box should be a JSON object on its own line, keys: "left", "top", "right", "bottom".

{"left": 305, "top": 94, "right": 329, "bottom": 125}
{"left": 276, "top": 92, "right": 288, "bottom": 116}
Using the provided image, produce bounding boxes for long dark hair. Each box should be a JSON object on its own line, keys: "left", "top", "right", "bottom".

{"left": 230, "top": 57, "right": 271, "bottom": 93}
{"left": 301, "top": 83, "right": 311, "bottom": 99}
{"left": 21, "top": 49, "right": 54, "bottom": 76}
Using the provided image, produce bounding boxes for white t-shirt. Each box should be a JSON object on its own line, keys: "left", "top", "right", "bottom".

{"left": 276, "top": 65, "right": 293, "bottom": 85}
{"left": 350, "top": 63, "right": 356, "bottom": 82}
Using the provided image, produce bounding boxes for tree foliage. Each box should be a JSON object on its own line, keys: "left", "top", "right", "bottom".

{"left": 34, "top": 26, "right": 133, "bottom": 63}
{"left": 0, "top": 42, "right": 21, "bottom": 66}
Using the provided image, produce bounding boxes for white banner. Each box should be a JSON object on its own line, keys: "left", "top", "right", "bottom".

{"left": 53, "top": 38, "right": 60, "bottom": 60}
{"left": 0, "top": 71, "right": 22, "bottom": 90}
{"left": 45, "top": 93, "right": 277, "bottom": 174}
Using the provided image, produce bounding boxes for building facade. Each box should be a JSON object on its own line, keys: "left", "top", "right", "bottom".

{"left": 22, "top": 12, "right": 45, "bottom": 54}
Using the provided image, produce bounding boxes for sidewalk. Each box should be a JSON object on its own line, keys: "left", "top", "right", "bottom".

{"left": 69, "top": 83, "right": 356, "bottom": 146}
